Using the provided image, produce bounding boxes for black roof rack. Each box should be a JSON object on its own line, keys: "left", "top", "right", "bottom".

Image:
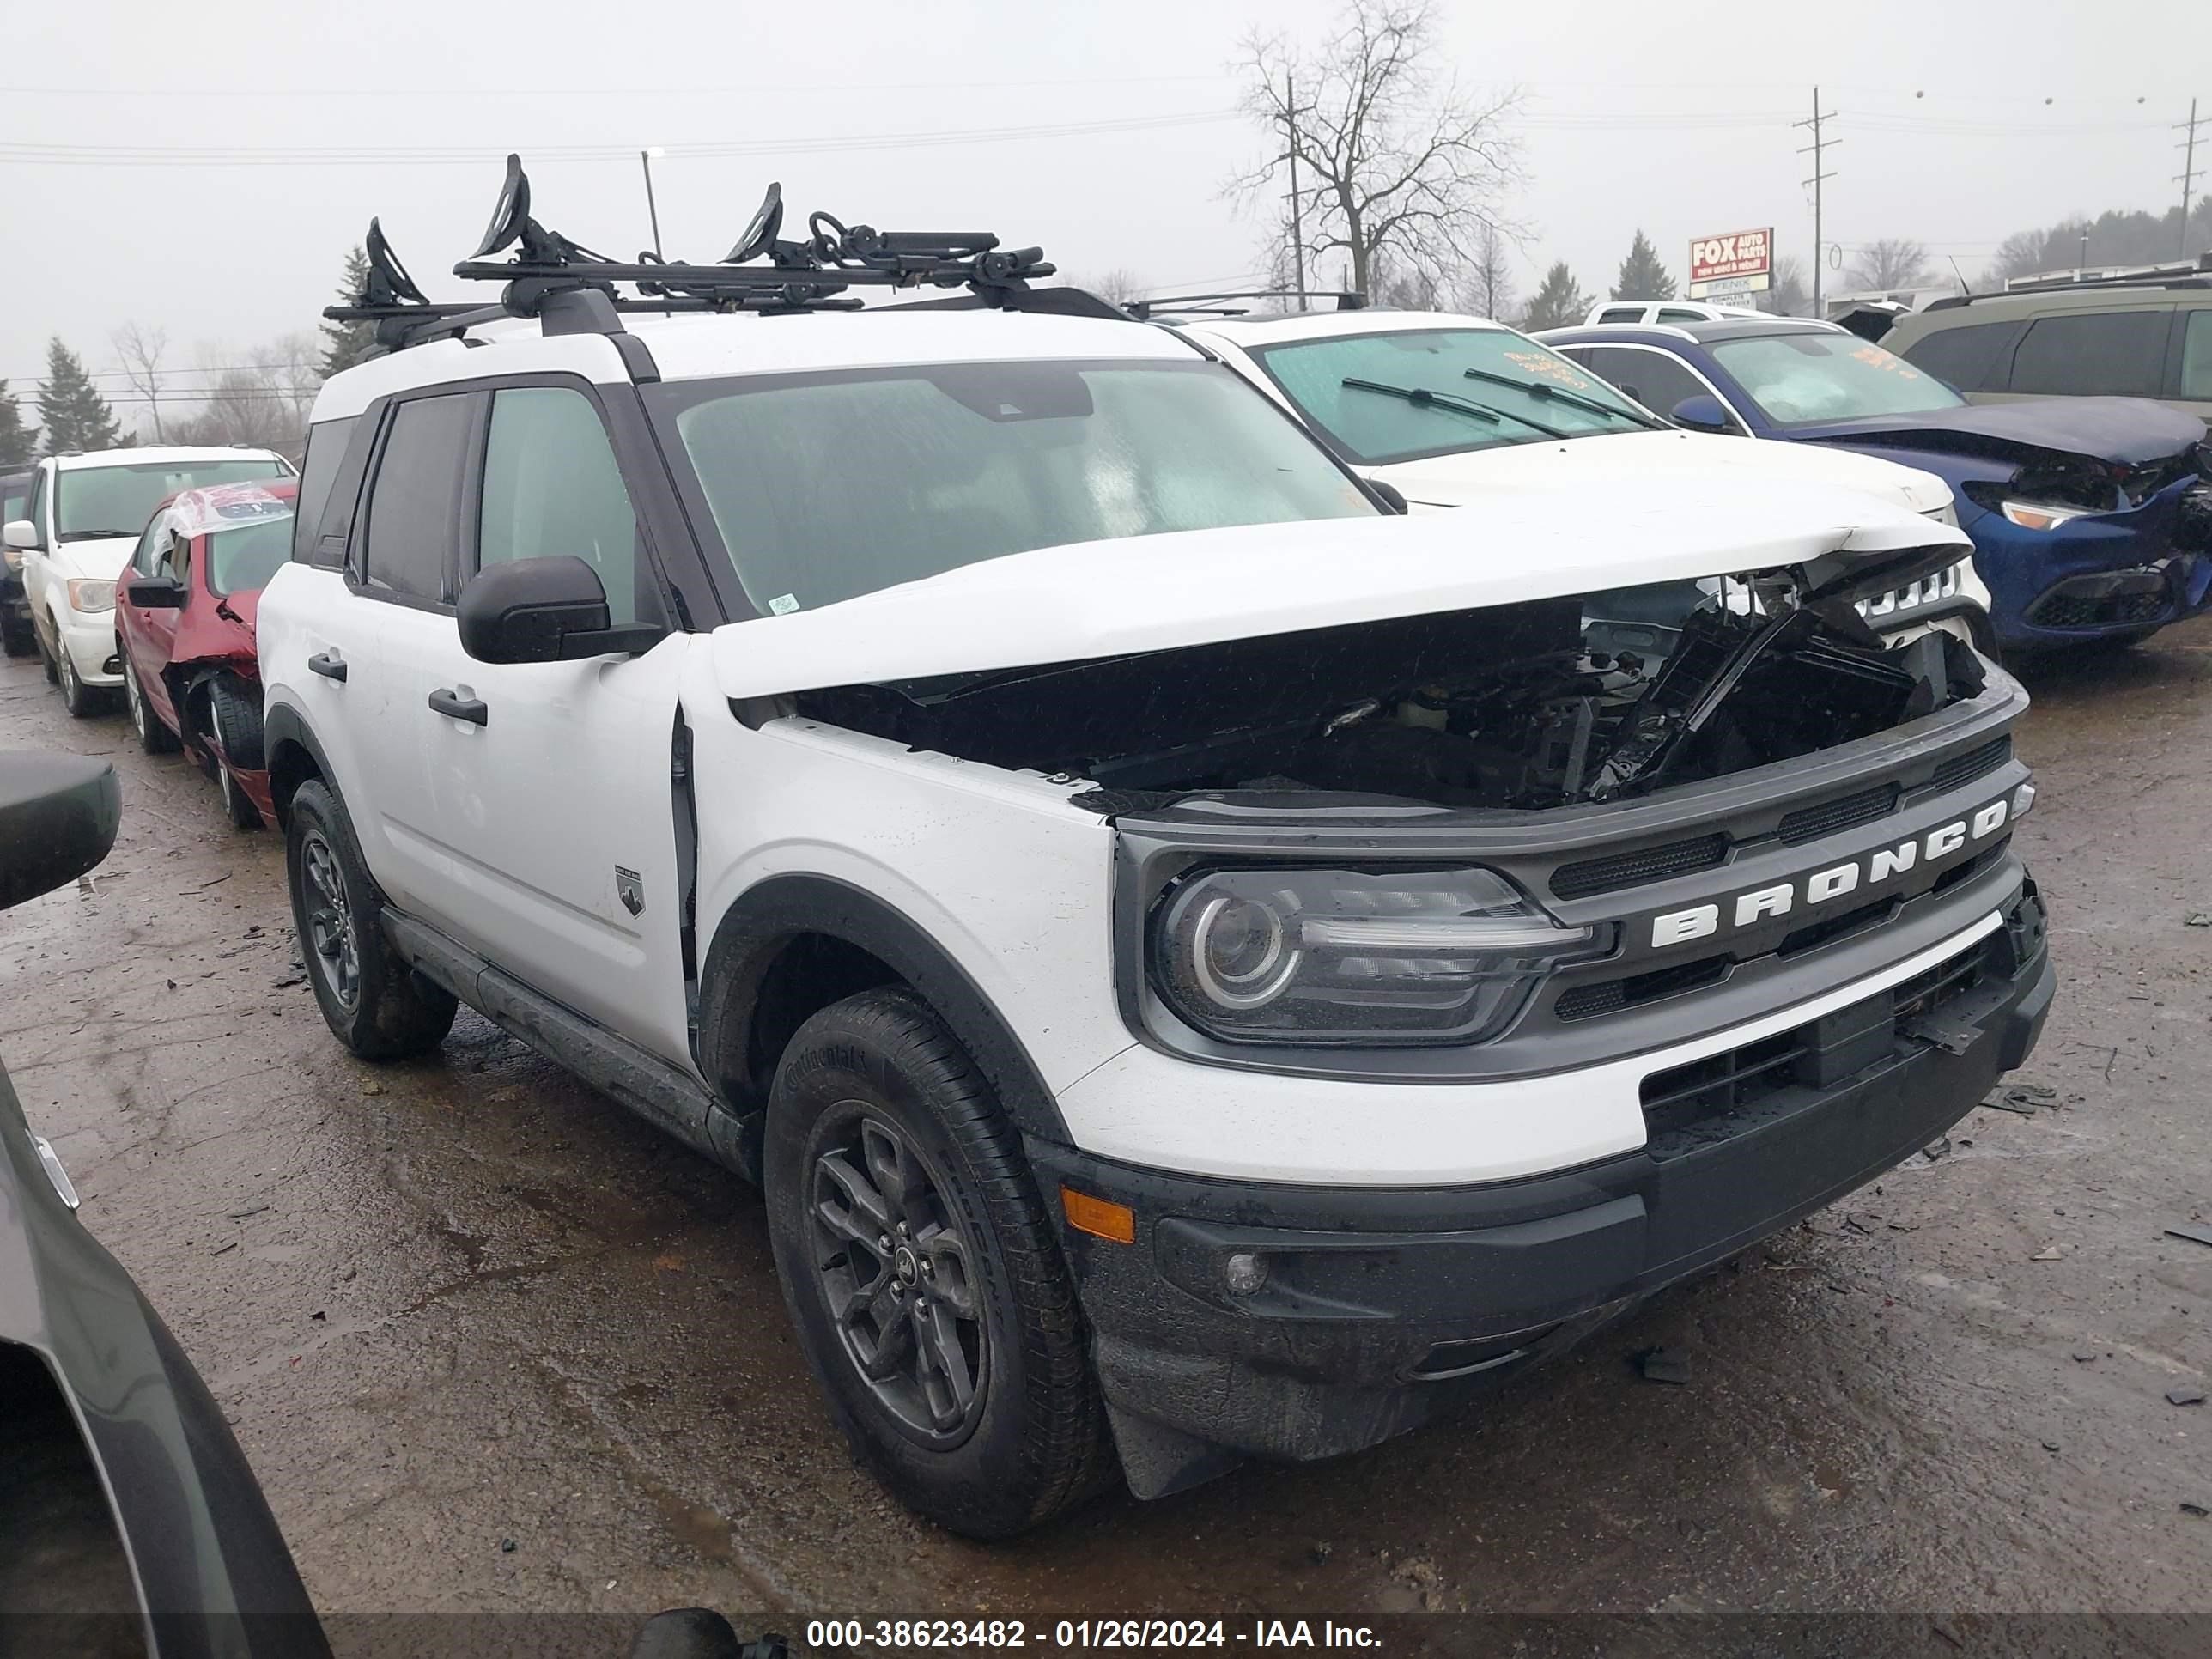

{"left": 1923, "top": 252, "right": 2212, "bottom": 310}
{"left": 1124, "top": 289, "right": 1367, "bottom": 321}
{"left": 326, "top": 154, "right": 1118, "bottom": 352}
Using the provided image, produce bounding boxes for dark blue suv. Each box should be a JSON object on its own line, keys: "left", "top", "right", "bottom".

{"left": 1538, "top": 318, "right": 2212, "bottom": 651}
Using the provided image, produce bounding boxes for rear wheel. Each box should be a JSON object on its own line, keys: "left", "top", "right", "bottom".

{"left": 764, "top": 987, "right": 1107, "bottom": 1538}
{"left": 123, "top": 656, "right": 179, "bottom": 754}
{"left": 284, "top": 779, "right": 457, "bottom": 1060}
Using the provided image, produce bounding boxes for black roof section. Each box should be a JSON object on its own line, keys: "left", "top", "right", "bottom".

{"left": 326, "top": 154, "right": 1122, "bottom": 353}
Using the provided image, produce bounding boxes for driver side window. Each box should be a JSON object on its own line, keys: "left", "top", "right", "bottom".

{"left": 477, "top": 386, "right": 647, "bottom": 625}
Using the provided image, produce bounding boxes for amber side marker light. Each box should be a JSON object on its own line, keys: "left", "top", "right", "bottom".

{"left": 1061, "top": 1186, "right": 1136, "bottom": 1244}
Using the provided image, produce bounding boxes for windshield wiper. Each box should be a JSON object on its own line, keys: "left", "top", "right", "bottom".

{"left": 57, "top": 528, "right": 138, "bottom": 542}
{"left": 1340, "top": 377, "right": 1501, "bottom": 425}
{"left": 1461, "top": 365, "right": 1662, "bottom": 429}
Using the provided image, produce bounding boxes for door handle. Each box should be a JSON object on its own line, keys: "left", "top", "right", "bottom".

{"left": 307, "top": 651, "right": 347, "bottom": 682}
{"left": 428, "top": 687, "right": 489, "bottom": 726}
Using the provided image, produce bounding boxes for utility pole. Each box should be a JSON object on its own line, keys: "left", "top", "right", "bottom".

{"left": 1795, "top": 86, "right": 1839, "bottom": 315}
{"left": 1285, "top": 74, "right": 1309, "bottom": 310}
{"left": 2180, "top": 99, "right": 2205, "bottom": 260}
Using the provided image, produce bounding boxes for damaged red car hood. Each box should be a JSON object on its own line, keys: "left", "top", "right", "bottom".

{"left": 709, "top": 474, "right": 1971, "bottom": 701}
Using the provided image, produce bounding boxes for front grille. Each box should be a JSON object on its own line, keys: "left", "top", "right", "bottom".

{"left": 1928, "top": 735, "right": 2010, "bottom": 794}
{"left": 1778, "top": 896, "right": 1897, "bottom": 957}
{"left": 1555, "top": 953, "right": 1730, "bottom": 1021}
{"left": 1552, "top": 831, "right": 1729, "bottom": 901}
{"left": 1638, "top": 933, "right": 1995, "bottom": 1139}
{"left": 1778, "top": 782, "right": 1899, "bottom": 846}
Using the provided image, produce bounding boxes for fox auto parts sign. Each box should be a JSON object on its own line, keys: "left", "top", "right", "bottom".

{"left": 1688, "top": 228, "right": 1772, "bottom": 298}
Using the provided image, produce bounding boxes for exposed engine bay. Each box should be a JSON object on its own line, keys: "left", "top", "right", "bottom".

{"left": 794, "top": 575, "right": 1989, "bottom": 812}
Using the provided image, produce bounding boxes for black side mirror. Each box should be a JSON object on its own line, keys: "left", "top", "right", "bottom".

{"left": 1670, "top": 394, "right": 1736, "bottom": 434}
{"left": 457, "top": 556, "right": 665, "bottom": 665}
{"left": 126, "top": 573, "right": 187, "bottom": 609}
{"left": 0, "top": 754, "right": 120, "bottom": 909}
{"left": 1365, "top": 477, "right": 1410, "bottom": 514}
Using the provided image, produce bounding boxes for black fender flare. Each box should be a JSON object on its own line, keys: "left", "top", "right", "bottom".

{"left": 696, "top": 872, "right": 1072, "bottom": 1146}
{"left": 260, "top": 701, "right": 339, "bottom": 826}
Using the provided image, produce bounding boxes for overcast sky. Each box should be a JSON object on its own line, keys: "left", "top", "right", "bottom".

{"left": 0, "top": 0, "right": 2199, "bottom": 428}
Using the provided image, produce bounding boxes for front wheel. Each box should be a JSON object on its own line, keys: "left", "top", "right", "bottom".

{"left": 764, "top": 988, "right": 1108, "bottom": 1539}
{"left": 56, "top": 635, "right": 101, "bottom": 718}
{"left": 208, "top": 680, "right": 264, "bottom": 830}
{"left": 283, "top": 779, "right": 458, "bottom": 1060}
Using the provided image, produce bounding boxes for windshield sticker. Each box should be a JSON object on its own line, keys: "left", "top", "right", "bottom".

{"left": 1850, "top": 344, "right": 1923, "bottom": 380}
{"left": 169, "top": 483, "right": 295, "bottom": 540}
{"left": 1503, "top": 350, "right": 1597, "bottom": 392}
{"left": 768, "top": 593, "right": 802, "bottom": 616}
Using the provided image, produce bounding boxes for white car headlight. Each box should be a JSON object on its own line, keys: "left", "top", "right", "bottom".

{"left": 1923, "top": 500, "right": 1960, "bottom": 528}
{"left": 65, "top": 578, "right": 116, "bottom": 614}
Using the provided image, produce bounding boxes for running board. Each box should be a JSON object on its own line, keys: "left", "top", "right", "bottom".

{"left": 380, "top": 908, "right": 760, "bottom": 1182}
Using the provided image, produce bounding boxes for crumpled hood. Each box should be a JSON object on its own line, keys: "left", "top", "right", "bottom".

{"left": 1374, "top": 428, "right": 1954, "bottom": 515}
{"left": 709, "top": 474, "right": 1972, "bottom": 700}
{"left": 1790, "top": 397, "right": 2208, "bottom": 468}
{"left": 47, "top": 535, "right": 137, "bottom": 583}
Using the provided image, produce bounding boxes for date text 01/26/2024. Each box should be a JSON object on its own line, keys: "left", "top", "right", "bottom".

{"left": 804, "top": 1620, "right": 1383, "bottom": 1650}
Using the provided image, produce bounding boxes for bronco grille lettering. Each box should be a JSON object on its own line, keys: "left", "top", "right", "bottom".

{"left": 1649, "top": 794, "right": 2011, "bottom": 950}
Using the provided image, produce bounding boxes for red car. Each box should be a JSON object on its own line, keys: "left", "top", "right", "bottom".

{"left": 113, "top": 479, "right": 296, "bottom": 829}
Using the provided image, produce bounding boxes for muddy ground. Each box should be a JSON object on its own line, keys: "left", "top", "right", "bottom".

{"left": 3, "top": 624, "right": 2209, "bottom": 1635}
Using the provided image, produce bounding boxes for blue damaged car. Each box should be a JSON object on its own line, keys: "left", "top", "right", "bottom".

{"left": 1537, "top": 316, "right": 2212, "bottom": 651}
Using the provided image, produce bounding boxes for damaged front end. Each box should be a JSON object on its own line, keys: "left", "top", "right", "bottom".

{"left": 795, "top": 562, "right": 1987, "bottom": 816}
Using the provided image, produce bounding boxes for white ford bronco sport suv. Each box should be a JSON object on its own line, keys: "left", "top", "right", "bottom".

{"left": 261, "top": 166, "right": 2053, "bottom": 1537}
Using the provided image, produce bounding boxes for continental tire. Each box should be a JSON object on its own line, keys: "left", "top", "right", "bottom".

{"left": 284, "top": 779, "right": 458, "bottom": 1060}
{"left": 764, "top": 987, "right": 1107, "bottom": 1539}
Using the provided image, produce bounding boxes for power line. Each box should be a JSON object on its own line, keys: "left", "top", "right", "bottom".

{"left": 0, "top": 109, "right": 1238, "bottom": 167}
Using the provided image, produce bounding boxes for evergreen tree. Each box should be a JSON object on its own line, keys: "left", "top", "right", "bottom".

{"left": 1520, "top": 261, "right": 1591, "bottom": 331}
{"left": 0, "top": 381, "right": 34, "bottom": 468}
{"left": 37, "top": 340, "right": 124, "bottom": 454}
{"left": 320, "top": 246, "right": 380, "bottom": 378}
{"left": 1610, "top": 229, "right": 1677, "bottom": 301}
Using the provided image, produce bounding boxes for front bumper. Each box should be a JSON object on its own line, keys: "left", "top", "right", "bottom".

{"left": 1972, "top": 480, "right": 2212, "bottom": 647}
{"left": 58, "top": 612, "right": 123, "bottom": 685}
{"left": 1036, "top": 882, "right": 2052, "bottom": 1497}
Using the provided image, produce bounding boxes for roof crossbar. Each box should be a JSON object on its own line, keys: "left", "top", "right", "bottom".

{"left": 325, "top": 154, "right": 1064, "bottom": 351}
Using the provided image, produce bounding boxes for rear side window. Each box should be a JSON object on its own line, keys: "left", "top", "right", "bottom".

{"left": 1595, "top": 307, "right": 1644, "bottom": 324}
{"left": 294, "top": 416, "right": 359, "bottom": 562}
{"left": 2010, "top": 310, "right": 2171, "bottom": 398}
{"left": 477, "top": 387, "right": 643, "bottom": 624}
{"left": 1897, "top": 319, "right": 2022, "bottom": 392}
{"left": 2180, "top": 311, "right": 2212, "bottom": 402}
{"left": 360, "top": 395, "right": 473, "bottom": 605}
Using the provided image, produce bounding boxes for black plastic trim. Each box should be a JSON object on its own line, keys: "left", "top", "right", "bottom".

{"left": 696, "top": 872, "right": 1072, "bottom": 1144}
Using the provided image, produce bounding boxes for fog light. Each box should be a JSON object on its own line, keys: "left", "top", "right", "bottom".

{"left": 1222, "top": 1251, "right": 1269, "bottom": 1297}
{"left": 2012, "top": 781, "right": 2037, "bottom": 819}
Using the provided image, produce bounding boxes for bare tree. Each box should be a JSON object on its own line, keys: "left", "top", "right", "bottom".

{"left": 1460, "top": 221, "right": 1516, "bottom": 319}
{"left": 1760, "top": 257, "right": 1811, "bottom": 317}
{"left": 1076, "top": 269, "right": 1150, "bottom": 308}
{"left": 1844, "top": 238, "right": 1936, "bottom": 293}
{"left": 110, "top": 322, "right": 170, "bottom": 443}
{"left": 166, "top": 332, "right": 323, "bottom": 460}
{"left": 1227, "top": 0, "right": 1522, "bottom": 300}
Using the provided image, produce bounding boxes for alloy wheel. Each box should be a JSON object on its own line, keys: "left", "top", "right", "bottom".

{"left": 125, "top": 662, "right": 148, "bottom": 741}
{"left": 809, "top": 1110, "right": 989, "bottom": 1447}
{"left": 300, "top": 832, "right": 361, "bottom": 1010}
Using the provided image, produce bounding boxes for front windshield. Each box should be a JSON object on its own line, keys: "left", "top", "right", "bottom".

{"left": 208, "top": 517, "right": 295, "bottom": 596}
{"left": 1710, "top": 334, "right": 1967, "bottom": 426}
{"left": 56, "top": 459, "right": 289, "bottom": 542}
{"left": 1247, "top": 327, "right": 1656, "bottom": 465}
{"left": 653, "top": 359, "right": 1376, "bottom": 614}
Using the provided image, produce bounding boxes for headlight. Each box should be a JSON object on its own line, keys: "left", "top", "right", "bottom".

{"left": 1923, "top": 500, "right": 1960, "bottom": 528}
{"left": 1149, "top": 866, "right": 1600, "bottom": 1046}
{"left": 65, "top": 578, "right": 116, "bottom": 614}
{"left": 2001, "top": 500, "right": 2094, "bottom": 532}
